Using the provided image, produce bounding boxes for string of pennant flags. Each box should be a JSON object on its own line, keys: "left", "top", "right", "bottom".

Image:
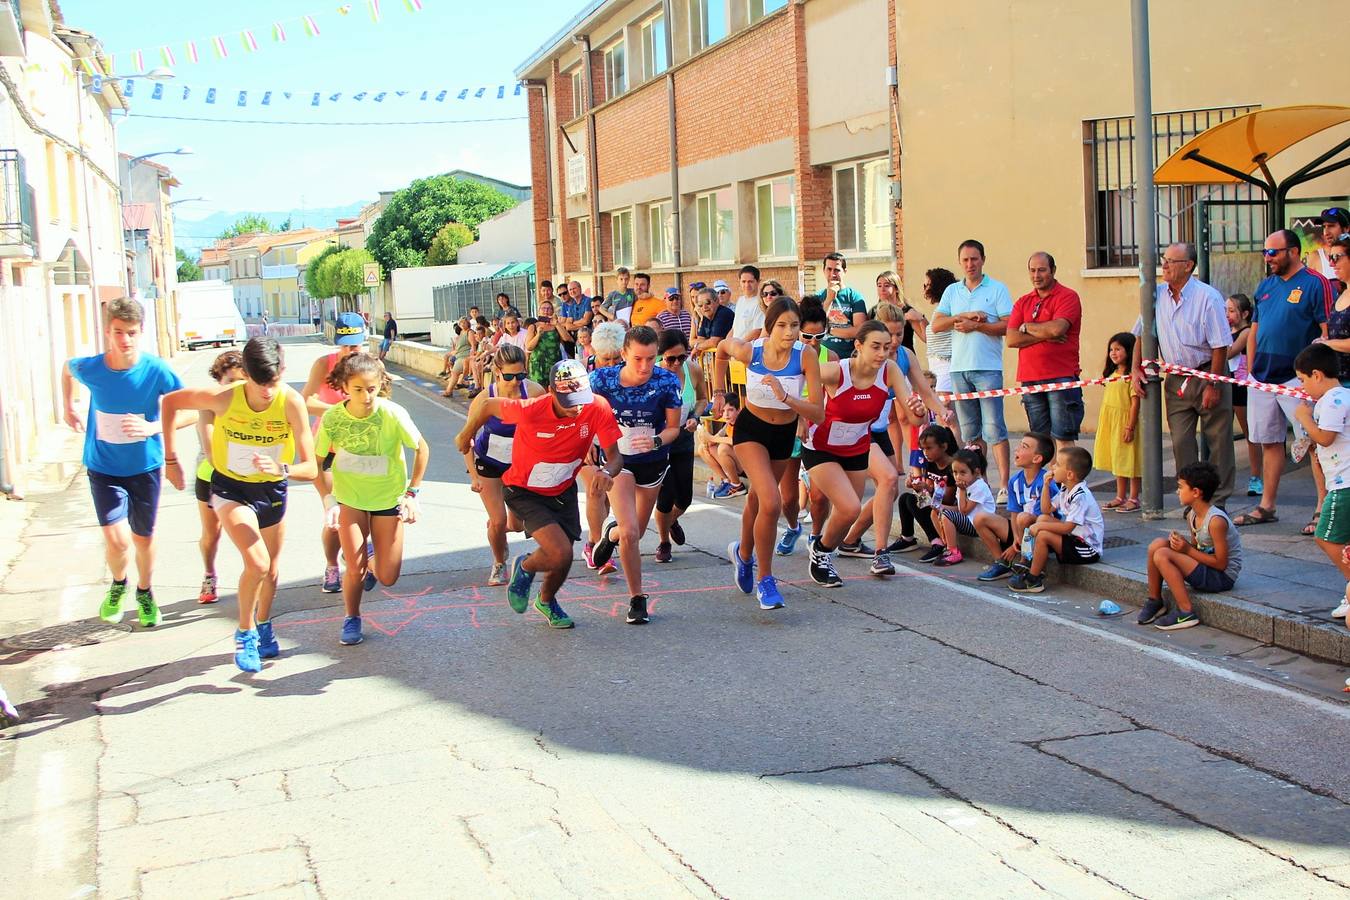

{"left": 86, "top": 1, "right": 425, "bottom": 75}
{"left": 85, "top": 76, "right": 523, "bottom": 107}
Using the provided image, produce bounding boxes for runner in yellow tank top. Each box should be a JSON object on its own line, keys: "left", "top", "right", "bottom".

{"left": 210, "top": 380, "right": 296, "bottom": 482}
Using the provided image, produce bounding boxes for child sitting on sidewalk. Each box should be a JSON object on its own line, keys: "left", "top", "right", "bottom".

{"left": 1138, "top": 462, "right": 1242, "bottom": 631}
{"left": 1291, "top": 344, "right": 1350, "bottom": 621}
{"left": 933, "top": 446, "right": 996, "bottom": 567}
{"left": 975, "top": 432, "right": 1058, "bottom": 582}
{"left": 1010, "top": 447, "right": 1103, "bottom": 594}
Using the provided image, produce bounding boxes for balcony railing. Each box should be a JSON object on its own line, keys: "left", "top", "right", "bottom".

{"left": 0, "top": 149, "right": 35, "bottom": 255}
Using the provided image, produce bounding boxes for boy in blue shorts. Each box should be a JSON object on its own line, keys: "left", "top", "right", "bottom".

{"left": 975, "top": 431, "right": 1058, "bottom": 581}
{"left": 1010, "top": 447, "right": 1103, "bottom": 594}
{"left": 61, "top": 298, "right": 185, "bottom": 627}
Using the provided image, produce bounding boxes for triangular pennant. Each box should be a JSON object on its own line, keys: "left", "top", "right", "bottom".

{"left": 395, "top": 90, "right": 407, "bottom": 98}
{"left": 474, "top": 87, "right": 485, "bottom": 98}
{"left": 328, "top": 92, "right": 342, "bottom": 101}
{"left": 373, "top": 92, "right": 386, "bottom": 102}
{"left": 419, "top": 90, "right": 428, "bottom": 101}
{"left": 456, "top": 89, "right": 467, "bottom": 100}
{"left": 353, "top": 91, "right": 367, "bottom": 101}
{"left": 435, "top": 90, "right": 447, "bottom": 101}
{"left": 283, "top": 91, "right": 293, "bottom": 100}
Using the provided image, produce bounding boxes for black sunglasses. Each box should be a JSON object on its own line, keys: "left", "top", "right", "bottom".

{"left": 1324, "top": 207, "right": 1346, "bottom": 220}
{"left": 499, "top": 372, "right": 526, "bottom": 381}
{"left": 761, "top": 289, "right": 781, "bottom": 298}
{"left": 661, "top": 354, "right": 688, "bottom": 364}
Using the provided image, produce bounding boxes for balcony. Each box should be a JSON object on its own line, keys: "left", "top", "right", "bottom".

{"left": 0, "top": 1, "right": 23, "bottom": 57}
{"left": 0, "top": 149, "right": 35, "bottom": 258}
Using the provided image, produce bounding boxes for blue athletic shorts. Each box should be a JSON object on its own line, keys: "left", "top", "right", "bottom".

{"left": 210, "top": 472, "right": 288, "bottom": 529}
{"left": 88, "top": 469, "right": 162, "bottom": 537}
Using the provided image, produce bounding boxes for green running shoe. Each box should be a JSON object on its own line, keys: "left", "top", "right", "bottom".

{"left": 99, "top": 582, "right": 127, "bottom": 623}
{"left": 533, "top": 595, "right": 574, "bottom": 629}
{"left": 135, "top": 588, "right": 162, "bottom": 628}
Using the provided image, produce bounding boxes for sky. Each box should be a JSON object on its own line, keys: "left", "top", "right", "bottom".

{"left": 61, "top": 0, "right": 568, "bottom": 240}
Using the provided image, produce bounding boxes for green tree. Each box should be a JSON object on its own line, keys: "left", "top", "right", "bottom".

{"left": 304, "top": 244, "right": 342, "bottom": 299}
{"left": 368, "top": 174, "right": 515, "bottom": 272}
{"left": 310, "top": 247, "right": 378, "bottom": 313}
{"left": 426, "top": 221, "right": 475, "bottom": 266}
{"left": 175, "top": 247, "right": 202, "bottom": 282}
{"left": 219, "top": 214, "right": 274, "bottom": 239}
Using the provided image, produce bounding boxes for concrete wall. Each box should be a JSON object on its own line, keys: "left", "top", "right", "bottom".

{"left": 459, "top": 203, "right": 535, "bottom": 265}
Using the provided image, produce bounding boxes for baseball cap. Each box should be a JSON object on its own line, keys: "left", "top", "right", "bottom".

{"left": 665, "top": 287, "right": 680, "bottom": 297}
{"left": 713, "top": 279, "right": 729, "bottom": 291}
{"left": 334, "top": 312, "right": 366, "bottom": 345}
{"left": 1319, "top": 207, "right": 1350, "bottom": 228}
{"left": 550, "top": 359, "right": 594, "bottom": 408}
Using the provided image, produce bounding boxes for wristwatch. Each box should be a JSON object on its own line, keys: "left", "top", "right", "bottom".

{"left": 652, "top": 435, "right": 664, "bottom": 451}
{"left": 1019, "top": 323, "right": 1030, "bottom": 335}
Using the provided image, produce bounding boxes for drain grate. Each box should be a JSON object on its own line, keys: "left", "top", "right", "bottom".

{"left": 1102, "top": 536, "right": 1139, "bottom": 549}
{"left": 4, "top": 620, "right": 133, "bottom": 651}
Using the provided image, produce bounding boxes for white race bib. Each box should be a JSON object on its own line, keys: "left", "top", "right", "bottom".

{"left": 334, "top": 447, "right": 389, "bottom": 477}
{"left": 746, "top": 374, "right": 802, "bottom": 411}
{"left": 827, "top": 420, "right": 870, "bottom": 447}
{"left": 227, "top": 440, "right": 282, "bottom": 476}
{"left": 94, "top": 410, "right": 146, "bottom": 445}
{"left": 486, "top": 433, "right": 513, "bottom": 464}
{"left": 526, "top": 459, "right": 580, "bottom": 489}
{"left": 617, "top": 306, "right": 633, "bottom": 324}
{"left": 617, "top": 424, "right": 654, "bottom": 456}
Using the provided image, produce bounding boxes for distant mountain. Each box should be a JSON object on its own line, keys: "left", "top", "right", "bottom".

{"left": 175, "top": 202, "right": 369, "bottom": 251}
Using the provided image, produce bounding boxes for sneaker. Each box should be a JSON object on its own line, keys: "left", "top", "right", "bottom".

{"left": 670, "top": 521, "right": 686, "bottom": 546}
{"left": 726, "top": 481, "right": 748, "bottom": 497}
{"left": 135, "top": 588, "right": 162, "bottom": 628}
{"left": 583, "top": 542, "right": 597, "bottom": 570}
{"left": 487, "top": 562, "right": 508, "bottom": 586}
{"left": 655, "top": 541, "right": 672, "bottom": 563}
{"left": 0, "top": 686, "right": 18, "bottom": 729}
{"left": 534, "top": 596, "right": 575, "bottom": 629}
{"left": 1137, "top": 597, "right": 1167, "bottom": 625}
{"left": 728, "top": 541, "right": 755, "bottom": 594}
{"left": 996, "top": 487, "right": 1009, "bottom": 506}
{"left": 808, "top": 546, "right": 843, "bottom": 588}
{"left": 234, "top": 629, "right": 262, "bottom": 673}
{"left": 340, "top": 616, "right": 364, "bottom": 645}
{"left": 798, "top": 510, "right": 811, "bottom": 525}
{"left": 1154, "top": 609, "right": 1199, "bottom": 630}
{"left": 506, "top": 555, "right": 534, "bottom": 614}
{"left": 917, "top": 543, "right": 947, "bottom": 564}
{"left": 886, "top": 536, "right": 919, "bottom": 554}
{"left": 198, "top": 574, "right": 219, "bottom": 604}
{"left": 592, "top": 520, "right": 620, "bottom": 568}
{"left": 978, "top": 561, "right": 1014, "bottom": 582}
{"left": 756, "top": 575, "right": 785, "bottom": 610}
{"left": 321, "top": 565, "right": 341, "bottom": 593}
{"left": 1246, "top": 475, "right": 1263, "bottom": 497}
{"left": 256, "top": 620, "right": 279, "bottom": 658}
{"left": 1291, "top": 435, "right": 1313, "bottom": 464}
{"left": 99, "top": 581, "right": 127, "bottom": 623}
{"left": 776, "top": 524, "right": 803, "bottom": 556}
{"left": 598, "top": 558, "right": 619, "bottom": 576}
{"left": 838, "top": 540, "right": 875, "bottom": 558}
{"left": 363, "top": 539, "right": 377, "bottom": 592}
{"left": 712, "top": 481, "right": 736, "bottom": 499}
{"left": 1009, "top": 572, "right": 1045, "bottom": 594}
{"left": 626, "top": 595, "right": 650, "bottom": 624}
{"left": 805, "top": 533, "right": 819, "bottom": 553}
{"left": 870, "top": 551, "right": 895, "bottom": 576}
{"left": 933, "top": 548, "right": 964, "bottom": 567}
{"left": 1332, "top": 599, "right": 1350, "bottom": 618}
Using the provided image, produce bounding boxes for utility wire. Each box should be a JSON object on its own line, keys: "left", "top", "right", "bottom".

{"left": 125, "top": 112, "right": 526, "bottom": 126}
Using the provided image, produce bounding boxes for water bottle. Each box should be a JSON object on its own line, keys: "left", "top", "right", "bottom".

{"left": 706, "top": 477, "right": 716, "bottom": 499}
{"left": 1020, "top": 527, "right": 1035, "bottom": 568}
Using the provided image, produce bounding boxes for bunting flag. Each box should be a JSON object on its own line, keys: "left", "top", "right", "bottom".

{"left": 404, "top": 0, "right": 423, "bottom": 10}
{"left": 302, "top": 15, "right": 321, "bottom": 37}
{"left": 212, "top": 35, "right": 228, "bottom": 58}
{"left": 238, "top": 91, "right": 248, "bottom": 106}
{"left": 123, "top": 78, "right": 134, "bottom": 96}
{"left": 160, "top": 45, "right": 176, "bottom": 66}
{"left": 182, "top": 86, "right": 191, "bottom": 100}
{"left": 186, "top": 40, "right": 199, "bottom": 63}
{"left": 262, "top": 91, "right": 272, "bottom": 105}
{"left": 373, "top": 91, "right": 386, "bottom": 102}
{"left": 273, "top": 22, "right": 287, "bottom": 42}
{"left": 241, "top": 30, "right": 259, "bottom": 52}
{"left": 206, "top": 87, "right": 217, "bottom": 104}
{"left": 151, "top": 83, "right": 163, "bottom": 100}
{"left": 77, "top": 57, "right": 94, "bottom": 75}
{"left": 90, "top": 74, "right": 102, "bottom": 93}
{"left": 132, "top": 49, "right": 144, "bottom": 72}
{"left": 369, "top": 0, "right": 381, "bottom": 23}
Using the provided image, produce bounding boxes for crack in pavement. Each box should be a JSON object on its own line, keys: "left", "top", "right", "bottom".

{"left": 459, "top": 815, "right": 495, "bottom": 867}
{"left": 643, "top": 826, "right": 728, "bottom": 900}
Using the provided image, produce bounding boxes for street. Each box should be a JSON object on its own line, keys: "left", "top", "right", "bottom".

{"left": 2, "top": 340, "right": 1349, "bottom": 899}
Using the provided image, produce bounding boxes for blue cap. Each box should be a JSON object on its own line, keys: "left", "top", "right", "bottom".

{"left": 334, "top": 312, "right": 366, "bottom": 345}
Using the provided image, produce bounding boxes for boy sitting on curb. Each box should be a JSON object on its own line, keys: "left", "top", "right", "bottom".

{"left": 1010, "top": 447, "right": 1103, "bottom": 594}
{"left": 1291, "top": 343, "right": 1350, "bottom": 622}
{"left": 1138, "top": 461, "right": 1243, "bottom": 631}
{"left": 975, "top": 431, "right": 1058, "bottom": 582}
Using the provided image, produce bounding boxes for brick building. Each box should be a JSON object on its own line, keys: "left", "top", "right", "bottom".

{"left": 514, "top": 0, "right": 898, "bottom": 303}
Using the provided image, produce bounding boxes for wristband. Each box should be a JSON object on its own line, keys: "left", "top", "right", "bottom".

{"left": 404, "top": 486, "right": 420, "bottom": 497}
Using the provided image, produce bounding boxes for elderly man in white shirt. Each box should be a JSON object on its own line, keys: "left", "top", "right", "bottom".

{"left": 1130, "top": 241, "right": 1235, "bottom": 507}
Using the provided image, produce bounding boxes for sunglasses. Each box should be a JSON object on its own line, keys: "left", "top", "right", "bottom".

{"left": 1324, "top": 207, "right": 1345, "bottom": 220}
{"left": 761, "top": 290, "right": 781, "bottom": 298}
{"left": 800, "top": 331, "right": 827, "bottom": 341}
{"left": 661, "top": 354, "right": 688, "bottom": 364}
{"left": 1332, "top": 253, "right": 1347, "bottom": 264}
{"left": 498, "top": 372, "right": 526, "bottom": 381}
{"left": 1262, "top": 247, "right": 1296, "bottom": 257}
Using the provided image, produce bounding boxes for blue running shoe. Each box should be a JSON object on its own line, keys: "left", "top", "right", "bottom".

{"left": 507, "top": 555, "right": 534, "bottom": 613}
{"left": 234, "top": 629, "right": 261, "bottom": 673}
{"left": 978, "top": 561, "right": 1014, "bottom": 582}
{"left": 776, "top": 524, "right": 802, "bottom": 556}
{"left": 340, "top": 616, "right": 363, "bottom": 645}
{"left": 363, "top": 539, "right": 377, "bottom": 591}
{"left": 712, "top": 481, "right": 735, "bottom": 499}
{"left": 256, "top": 620, "right": 279, "bottom": 658}
{"left": 728, "top": 541, "right": 755, "bottom": 594}
{"left": 756, "top": 576, "right": 785, "bottom": 610}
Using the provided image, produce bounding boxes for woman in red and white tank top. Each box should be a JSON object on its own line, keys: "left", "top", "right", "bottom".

{"left": 801, "top": 320, "right": 919, "bottom": 588}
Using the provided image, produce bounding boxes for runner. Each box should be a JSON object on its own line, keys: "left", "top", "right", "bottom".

{"left": 653, "top": 329, "right": 707, "bottom": 563}
{"left": 61, "top": 298, "right": 187, "bottom": 627}
{"left": 802, "top": 321, "right": 916, "bottom": 585}
{"left": 162, "top": 337, "right": 318, "bottom": 672}
{"left": 464, "top": 344, "right": 546, "bottom": 586}
{"left": 578, "top": 322, "right": 625, "bottom": 574}
{"left": 716, "top": 297, "right": 825, "bottom": 609}
{"left": 586, "top": 325, "right": 684, "bottom": 624}
{"left": 314, "top": 353, "right": 430, "bottom": 646}
{"left": 194, "top": 350, "right": 245, "bottom": 604}
{"left": 455, "top": 359, "right": 623, "bottom": 630}
{"left": 776, "top": 297, "right": 836, "bottom": 556}
{"left": 302, "top": 311, "right": 368, "bottom": 593}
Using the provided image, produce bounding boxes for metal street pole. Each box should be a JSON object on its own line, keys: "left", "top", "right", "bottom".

{"left": 1132, "top": 0, "right": 1164, "bottom": 519}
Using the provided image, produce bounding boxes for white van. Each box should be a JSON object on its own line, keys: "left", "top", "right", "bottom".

{"left": 177, "top": 280, "right": 246, "bottom": 350}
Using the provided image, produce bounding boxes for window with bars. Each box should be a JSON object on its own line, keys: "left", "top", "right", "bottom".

{"left": 1085, "top": 105, "right": 1263, "bottom": 268}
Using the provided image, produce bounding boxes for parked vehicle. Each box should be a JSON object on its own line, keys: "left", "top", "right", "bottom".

{"left": 177, "top": 280, "right": 246, "bottom": 350}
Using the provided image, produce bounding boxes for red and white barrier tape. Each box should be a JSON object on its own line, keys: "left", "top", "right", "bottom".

{"left": 944, "top": 374, "right": 1128, "bottom": 402}
{"left": 1142, "top": 360, "right": 1312, "bottom": 401}
{"left": 940, "top": 363, "right": 1311, "bottom": 403}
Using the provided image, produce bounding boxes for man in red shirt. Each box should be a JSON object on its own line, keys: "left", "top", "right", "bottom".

{"left": 1006, "top": 252, "right": 1083, "bottom": 449}
{"left": 456, "top": 359, "right": 623, "bottom": 628}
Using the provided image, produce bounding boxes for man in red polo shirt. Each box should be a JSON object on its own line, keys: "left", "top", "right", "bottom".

{"left": 1006, "top": 251, "right": 1083, "bottom": 450}
{"left": 456, "top": 359, "right": 623, "bottom": 629}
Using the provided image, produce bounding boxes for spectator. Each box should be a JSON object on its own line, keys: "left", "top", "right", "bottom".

{"left": 1234, "top": 229, "right": 1330, "bottom": 526}
{"left": 493, "top": 292, "right": 521, "bottom": 322}
{"left": 1097, "top": 332, "right": 1141, "bottom": 512}
{"left": 630, "top": 273, "right": 665, "bottom": 327}
{"left": 689, "top": 281, "right": 710, "bottom": 315}
{"left": 1006, "top": 252, "right": 1083, "bottom": 450}
{"left": 810, "top": 252, "right": 867, "bottom": 360}
{"left": 557, "top": 280, "right": 590, "bottom": 355}
{"left": 537, "top": 279, "right": 556, "bottom": 310}
{"left": 1009, "top": 447, "right": 1104, "bottom": 594}
{"left": 1226, "top": 293, "right": 1261, "bottom": 498}
{"left": 931, "top": 239, "right": 1013, "bottom": 500}
{"left": 875, "top": 270, "right": 925, "bottom": 353}
{"left": 1129, "top": 242, "right": 1235, "bottom": 510}
{"left": 692, "top": 287, "right": 734, "bottom": 358}
{"left": 919, "top": 267, "right": 960, "bottom": 435}
{"left": 654, "top": 287, "right": 692, "bottom": 340}
{"left": 526, "top": 299, "right": 570, "bottom": 385}
{"left": 732, "top": 267, "right": 758, "bottom": 312}
{"left": 1308, "top": 207, "right": 1349, "bottom": 280}
{"left": 730, "top": 266, "right": 764, "bottom": 338}
{"left": 379, "top": 311, "right": 397, "bottom": 361}
{"left": 1291, "top": 343, "right": 1350, "bottom": 619}
{"left": 604, "top": 267, "right": 637, "bottom": 322}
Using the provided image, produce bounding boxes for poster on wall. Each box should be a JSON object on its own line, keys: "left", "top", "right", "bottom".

{"left": 1288, "top": 198, "right": 1350, "bottom": 279}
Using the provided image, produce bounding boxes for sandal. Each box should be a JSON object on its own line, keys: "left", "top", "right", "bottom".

{"left": 1234, "top": 506, "right": 1278, "bottom": 526}
{"left": 1115, "top": 499, "right": 1141, "bottom": 513}
{"left": 1103, "top": 497, "right": 1126, "bottom": 509}
{"left": 1301, "top": 514, "right": 1319, "bottom": 537}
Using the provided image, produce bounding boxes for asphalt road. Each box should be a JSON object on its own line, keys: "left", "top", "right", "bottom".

{"left": 2, "top": 340, "right": 1349, "bottom": 899}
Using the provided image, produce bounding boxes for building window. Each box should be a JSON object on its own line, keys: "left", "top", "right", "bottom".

{"left": 689, "top": 0, "right": 728, "bottom": 54}
{"left": 756, "top": 176, "right": 796, "bottom": 259}
{"left": 578, "top": 216, "right": 592, "bottom": 269}
{"left": 641, "top": 14, "right": 667, "bottom": 81}
{"left": 66, "top": 153, "right": 79, "bottom": 225}
{"left": 748, "top": 0, "right": 788, "bottom": 22}
{"left": 44, "top": 140, "right": 58, "bottom": 221}
{"left": 696, "top": 187, "right": 735, "bottom": 263}
{"left": 834, "top": 157, "right": 890, "bottom": 254}
{"left": 649, "top": 200, "right": 673, "bottom": 266}
{"left": 603, "top": 41, "right": 626, "bottom": 101}
{"left": 570, "top": 69, "right": 585, "bottom": 119}
{"left": 611, "top": 208, "right": 634, "bottom": 269}
{"left": 1085, "top": 105, "right": 1261, "bottom": 268}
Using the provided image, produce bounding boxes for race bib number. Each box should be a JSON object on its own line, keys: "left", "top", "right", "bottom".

{"left": 94, "top": 410, "right": 146, "bottom": 445}
{"left": 227, "top": 441, "right": 281, "bottom": 476}
{"left": 486, "top": 433, "right": 513, "bottom": 464}
{"left": 827, "top": 420, "right": 870, "bottom": 447}
{"left": 334, "top": 447, "right": 389, "bottom": 477}
{"left": 746, "top": 374, "right": 802, "bottom": 411}
{"left": 617, "top": 424, "right": 654, "bottom": 456}
{"left": 526, "top": 459, "right": 580, "bottom": 489}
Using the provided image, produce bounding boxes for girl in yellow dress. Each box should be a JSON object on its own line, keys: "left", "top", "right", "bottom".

{"left": 1096, "top": 332, "right": 1142, "bottom": 512}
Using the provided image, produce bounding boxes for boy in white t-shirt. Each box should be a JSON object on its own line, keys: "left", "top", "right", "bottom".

{"left": 1292, "top": 344, "right": 1350, "bottom": 619}
{"left": 1010, "top": 447, "right": 1103, "bottom": 594}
